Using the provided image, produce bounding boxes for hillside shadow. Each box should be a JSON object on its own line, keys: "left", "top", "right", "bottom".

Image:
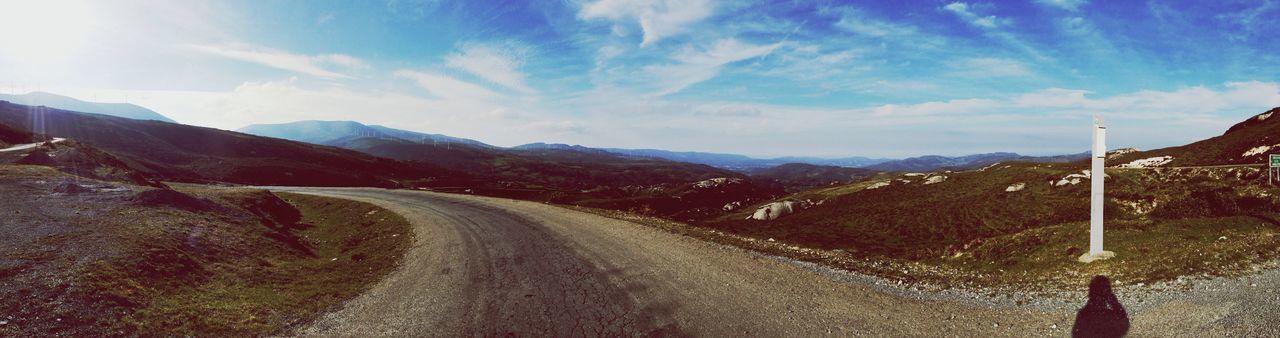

{"left": 1072, "top": 275, "right": 1129, "bottom": 338}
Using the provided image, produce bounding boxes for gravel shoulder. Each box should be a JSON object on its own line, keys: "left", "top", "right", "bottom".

{"left": 271, "top": 187, "right": 1280, "bottom": 336}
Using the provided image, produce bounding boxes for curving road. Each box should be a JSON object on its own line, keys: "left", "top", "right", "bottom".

{"left": 269, "top": 187, "right": 1278, "bottom": 337}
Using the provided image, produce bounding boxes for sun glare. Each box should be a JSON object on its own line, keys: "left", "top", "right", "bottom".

{"left": 0, "top": 0, "right": 96, "bottom": 69}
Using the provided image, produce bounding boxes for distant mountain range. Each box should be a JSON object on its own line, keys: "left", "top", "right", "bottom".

{"left": 238, "top": 120, "right": 768, "bottom": 192}
{"left": 237, "top": 120, "right": 1092, "bottom": 174}
{"left": 0, "top": 92, "right": 175, "bottom": 123}
{"left": 600, "top": 148, "right": 890, "bottom": 171}
{"left": 237, "top": 120, "right": 492, "bottom": 148}
{"left": 0, "top": 101, "right": 454, "bottom": 187}
{"left": 864, "top": 152, "right": 1090, "bottom": 172}
{"left": 749, "top": 163, "right": 879, "bottom": 192}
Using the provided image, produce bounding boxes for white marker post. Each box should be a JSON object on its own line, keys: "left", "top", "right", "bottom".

{"left": 1080, "top": 116, "right": 1116, "bottom": 263}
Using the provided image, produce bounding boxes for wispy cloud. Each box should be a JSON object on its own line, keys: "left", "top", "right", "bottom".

{"left": 393, "top": 69, "right": 499, "bottom": 101}
{"left": 183, "top": 43, "right": 367, "bottom": 79}
{"left": 941, "top": 2, "right": 1050, "bottom": 62}
{"left": 834, "top": 8, "right": 919, "bottom": 37}
{"left": 644, "top": 39, "right": 779, "bottom": 96}
{"left": 1034, "top": 0, "right": 1088, "bottom": 11}
{"left": 1216, "top": 0, "right": 1278, "bottom": 41}
{"left": 942, "top": 2, "right": 1000, "bottom": 28}
{"left": 578, "top": 0, "right": 715, "bottom": 47}
{"left": 444, "top": 42, "right": 535, "bottom": 93}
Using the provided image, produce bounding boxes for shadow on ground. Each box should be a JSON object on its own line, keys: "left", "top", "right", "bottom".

{"left": 1072, "top": 275, "right": 1130, "bottom": 338}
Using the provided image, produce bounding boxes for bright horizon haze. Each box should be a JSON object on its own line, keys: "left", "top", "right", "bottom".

{"left": 0, "top": 0, "right": 1277, "bottom": 158}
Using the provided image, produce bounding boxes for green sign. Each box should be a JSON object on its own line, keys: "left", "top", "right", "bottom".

{"left": 1272, "top": 154, "right": 1280, "bottom": 168}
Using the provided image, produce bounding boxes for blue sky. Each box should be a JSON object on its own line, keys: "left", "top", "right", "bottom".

{"left": 0, "top": 0, "right": 1277, "bottom": 157}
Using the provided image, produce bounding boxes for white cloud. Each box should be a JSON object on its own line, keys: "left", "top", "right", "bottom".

{"left": 183, "top": 43, "right": 368, "bottom": 79}
{"left": 1035, "top": 0, "right": 1088, "bottom": 11}
{"left": 393, "top": 69, "right": 499, "bottom": 101}
{"left": 834, "top": 10, "right": 918, "bottom": 37}
{"left": 943, "top": 2, "right": 999, "bottom": 28}
{"left": 644, "top": 39, "right": 780, "bottom": 96}
{"left": 579, "top": 0, "right": 715, "bottom": 47}
{"left": 444, "top": 42, "right": 535, "bottom": 93}
{"left": 869, "top": 81, "right": 1280, "bottom": 121}
{"left": 867, "top": 98, "right": 1000, "bottom": 117}
{"left": 941, "top": 2, "right": 1049, "bottom": 62}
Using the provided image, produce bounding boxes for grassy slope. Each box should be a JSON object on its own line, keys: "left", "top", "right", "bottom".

{"left": 1111, "top": 107, "right": 1280, "bottom": 166}
{"left": 119, "top": 191, "right": 413, "bottom": 336}
{"left": 338, "top": 136, "right": 787, "bottom": 219}
{"left": 677, "top": 109, "right": 1280, "bottom": 289}
{"left": 0, "top": 122, "right": 32, "bottom": 146}
{"left": 696, "top": 161, "right": 1280, "bottom": 288}
{"left": 750, "top": 163, "right": 879, "bottom": 192}
{"left": 0, "top": 166, "right": 412, "bottom": 336}
{"left": 340, "top": 136, "right": 745, "bottom": 190}
{"left": 708, "top": 162, "right": 1094, "bottom": 257}
{"left": 0, "top": 101, "right": 457, "bottom": 187}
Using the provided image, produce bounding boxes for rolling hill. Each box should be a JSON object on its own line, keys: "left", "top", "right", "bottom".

{"left": 0, "top": 92, "right": 176, "bottom": 123}
{"left": 238, "top": 120, "right": 786, "bottom": 217}
{"left": 239, "top": 120, "right": 767, "bottom": 189}
{"left": 0, "top": 101, "right": 458, "bottom": 187}
{"left": 1110, "top": 107, "right": 1280, "bottom": 167}
{"left": 601, "top": 147, "right": 890, "bottom": 171}
{"left": 237, "top": 120, "right": 492, "bottom": 148}
{"left": 865, "top": 152, "right": 1090, "bottom": 172}
{"left": 689, "top": 107, "right": 1280, "bottom": 287}
{"left": 0, "top": 122, "right": 33, "bottom": 147}
{"left": 750, "top": 163, "right": 879, "bottom": 192}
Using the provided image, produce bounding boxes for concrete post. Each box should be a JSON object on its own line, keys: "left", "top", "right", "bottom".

{"left": 1081, "top": 116, "right": 1116, "bottom": 263}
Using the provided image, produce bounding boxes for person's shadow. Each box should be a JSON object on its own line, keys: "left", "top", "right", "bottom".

{"left": 1072, "top": 275, "right": 1130, "bottom": 337}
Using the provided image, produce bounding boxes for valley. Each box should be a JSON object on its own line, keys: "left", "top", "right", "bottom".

{"left": 2, "top": 95, "right": 1279, "bottom": 336}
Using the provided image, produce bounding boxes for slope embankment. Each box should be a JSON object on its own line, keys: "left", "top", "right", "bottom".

{"left": 0, "top": 166, "right": 412, "bottom": 336}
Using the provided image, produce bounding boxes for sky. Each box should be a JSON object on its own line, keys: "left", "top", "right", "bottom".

{"left": 0, "top": 0, "right": 1278, "bottom": 158}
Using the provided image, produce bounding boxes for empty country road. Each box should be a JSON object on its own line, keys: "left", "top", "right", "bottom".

{"left": 269, "top": 187, "right": 1279, "bottom": 337}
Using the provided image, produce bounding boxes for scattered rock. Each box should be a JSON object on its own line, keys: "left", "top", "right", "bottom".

{"left": 748, "top": 201, "right": 797, "bottom": 221}
{"left": 923, "top": 175, "right": 947, "bottom": 185}
{"left": 693, "top": 177, "right": 744, "bottom": 189}
{"left": 1243, "top": 144, "right": 1278, "bottom": 157}
{"left": 1116, "top": 156, "right": 1174, "bottom": 168}
{"left": 865, "top": 181, "right": 890, "bottom": 190}
{"left": 53, "top": 182, "right": 93, "bottom": 194}
{"left": 1005, "top": 182, "right": 1026, "bottom": 192}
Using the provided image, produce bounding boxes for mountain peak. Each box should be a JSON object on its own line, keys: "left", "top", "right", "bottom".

{"left": 237, "top": 120, "right": 492, "bottom": 148}
{"left": 0, "top": 91, "right": 175, "bottom": 123}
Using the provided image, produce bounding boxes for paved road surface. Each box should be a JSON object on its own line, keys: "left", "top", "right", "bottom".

{"left": 270, "top": 187, "right": 1279, "bottom": 337}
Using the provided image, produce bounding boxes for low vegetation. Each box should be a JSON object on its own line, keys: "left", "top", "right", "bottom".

{"left": 749, "top": 162, "right": 878, "bottom": 192}
{"left": 1112, "top": 107, "right": 1279, "bottom": 166}
{"left": 0, "top": 101, "right": 459, "bottom": 187}
{"left": 0, "top": 166, "right": 412, "bottom": 336}
{"left": 686, "top": 161, "right": 1280, "bottom": 290}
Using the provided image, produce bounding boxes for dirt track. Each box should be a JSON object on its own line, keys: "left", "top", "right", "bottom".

{"left": 270, "top": 187, "right": 1279, "bottom": 337}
